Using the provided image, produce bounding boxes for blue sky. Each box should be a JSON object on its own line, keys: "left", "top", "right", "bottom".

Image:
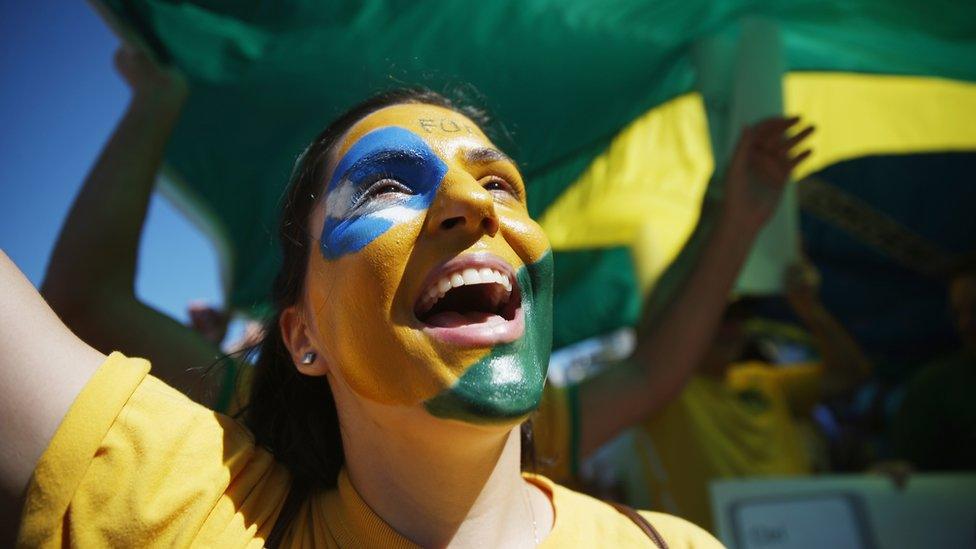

{"left": 0, "top": 1, "right": 223, "bottom": 325}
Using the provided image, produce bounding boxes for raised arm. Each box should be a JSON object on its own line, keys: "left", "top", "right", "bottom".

{"left": 576, "top": 118, "right": 814, "bottom": 458}
{"left": 0, "top": 251, "right": 105, "bottom": 538}
{"left": 41, "top": 48, "right": 223, "bottom": 404}
{"left": 784, "top": 261, "right": 872, "bottom": 398}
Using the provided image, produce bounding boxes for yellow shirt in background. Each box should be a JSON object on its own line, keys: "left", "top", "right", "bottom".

{"left": 629, "top": 361, "right": 822, "bottom": 531}
{"left": 533, "top": 383, "right": 577, "bottom": 483}
{"left": 18, "top": 353, "right": 721, "bottom": 548}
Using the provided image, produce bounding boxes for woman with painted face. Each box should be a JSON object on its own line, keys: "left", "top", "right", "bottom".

{"left": 2, "top": 51, "right": 811, "bottom": 547}
{"left": 1, "top": 89, "right": 705, "bottom": 547}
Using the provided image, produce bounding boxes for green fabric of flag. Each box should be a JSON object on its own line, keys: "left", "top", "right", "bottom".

{"left": 94, "top": 0, "right": 976, "bottom": 347}
{"left": 551, "top": 248, "right": 641, "bottom": 350}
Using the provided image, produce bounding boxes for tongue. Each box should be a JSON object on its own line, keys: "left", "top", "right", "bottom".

{"left": 426, "top": 311, "right": 506, "bottom": 328}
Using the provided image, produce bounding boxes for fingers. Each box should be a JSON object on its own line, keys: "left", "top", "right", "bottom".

{"left": 187, "top": 302, "right": 228, "bottom": 328}
{"left": 782, "top": 124, "right": 815, "bottom": 152}
{"left": 789, "top": 149, "right": 812, "bottom": 169}
{"left": 753, "top": 116, "right": 800, "bottom": 140}
{"left": 729, "top": 116, "right": 815, "bottom": 185}
{"left": 750, "top": 117, "right": 801, "bottom": 151}
{"left": 752, "top": 116, "right": 815, "bottom": 176}
{"left": 750, "top": 116, "right": 813, "bottom": 150}
{"left": 758, "top": 121, "right": 813, "bottom": 152}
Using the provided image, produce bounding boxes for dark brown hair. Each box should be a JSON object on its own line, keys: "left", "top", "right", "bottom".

{"left": 237, "top": 88, "right": 534, "bottom": 540}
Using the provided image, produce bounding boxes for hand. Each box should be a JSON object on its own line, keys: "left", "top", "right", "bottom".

{"left": 224, "top": 321, "right": 267, "bottom": 354}
{"left": 720, "top": 117, "right": 814, "bottom": 233}
{"left": 187, "top": 301, "right": 230, "bottom": 345}
{"left": 114, "top": 45, "right": 187, "bottom": 108}
{"left": 784, "top": 260, "right": 822, "bottom": 315}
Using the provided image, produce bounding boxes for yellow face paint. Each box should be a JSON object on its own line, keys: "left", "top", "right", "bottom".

{"left": 305, "top": 104, "right": 553, "bottom": 422}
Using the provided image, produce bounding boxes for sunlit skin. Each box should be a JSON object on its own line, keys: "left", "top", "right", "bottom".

{"left": 296, "top": 103, "right": 552, "bottom": 422}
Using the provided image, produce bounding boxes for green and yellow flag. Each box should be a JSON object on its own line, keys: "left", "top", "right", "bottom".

{"left": 95, "top": 0, "right": 976, "bottom": 351}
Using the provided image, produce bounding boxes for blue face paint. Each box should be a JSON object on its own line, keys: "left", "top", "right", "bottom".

{"left": 320, "top": 126, "right": 448, "bottom": 260}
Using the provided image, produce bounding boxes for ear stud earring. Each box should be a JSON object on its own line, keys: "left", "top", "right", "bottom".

{"left": 301, "top": 352, "right": 317, "bottom": 365}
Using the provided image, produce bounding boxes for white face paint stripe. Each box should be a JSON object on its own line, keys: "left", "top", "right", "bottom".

{"left": 324, "top": 178, "right": 358, "bottom": 219}
{"left": 373, "top": 205, "right": 423, "bottom": 224}
{"left": 325, "top": 179, "right": 425, "bottom": 226}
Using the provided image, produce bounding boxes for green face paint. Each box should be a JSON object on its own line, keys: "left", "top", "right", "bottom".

{"left": 424, "top": 251, "right": 554, "bottom": 422}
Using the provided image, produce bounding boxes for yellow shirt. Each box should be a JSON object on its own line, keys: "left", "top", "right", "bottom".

{"left": 630, "top": 361, "right": 822, "bottom": 531}
{"left": 18, "top": 353, "right": 722, "bottom": 548}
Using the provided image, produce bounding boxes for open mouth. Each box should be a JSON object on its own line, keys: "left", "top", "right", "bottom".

{"left": 414, "top": 254, "right": 525, "bottom": 347}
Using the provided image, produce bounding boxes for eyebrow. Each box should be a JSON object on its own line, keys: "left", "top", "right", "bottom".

{"left": 464, "top": 147, "right": 514, "bottom": 166}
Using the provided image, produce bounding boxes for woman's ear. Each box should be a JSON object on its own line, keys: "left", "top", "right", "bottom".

{"left": 279, "top": 305, "right": 328, "bottom": 376}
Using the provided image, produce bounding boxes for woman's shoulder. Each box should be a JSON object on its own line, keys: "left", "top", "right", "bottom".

{"left": 19, "top": 352, "right": 289, "bottom": 547}
{"left": 531, "top": 475, "right": 723, "bottom": 548}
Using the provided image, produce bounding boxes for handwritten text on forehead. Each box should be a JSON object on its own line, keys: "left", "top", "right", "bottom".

{"left": 417, "top": 117, "right": 477, "bottom": 135}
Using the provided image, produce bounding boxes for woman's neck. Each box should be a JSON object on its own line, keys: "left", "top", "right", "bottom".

{"left": 339, "top": 403, "right": 552, "bottom": 548}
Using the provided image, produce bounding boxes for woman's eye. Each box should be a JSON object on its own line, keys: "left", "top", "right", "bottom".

{"left": 372, "top": 182, "right": 404, "bottom": 195}
{"left": 349, "top": 177, "right": 413, "bottom": 210}
{"left": 361, "top": 178, "right": 412, "bottom": 201}
{"left": 482, "top": 176, "right": 519, "bottom": 198}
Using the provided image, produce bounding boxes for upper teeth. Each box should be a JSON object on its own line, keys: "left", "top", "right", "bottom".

{"left": 420, "top": 267, "right": 513, "bottom": 312}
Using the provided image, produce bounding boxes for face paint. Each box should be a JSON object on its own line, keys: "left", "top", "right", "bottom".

{"left": 320, "top": 127, "right": 447, "bottom": 259}
{"left": 306, "top": 103, "right": 553, "bottom": 424}
{"left": 424, "top": 251, "right": 553, "bottom": 422}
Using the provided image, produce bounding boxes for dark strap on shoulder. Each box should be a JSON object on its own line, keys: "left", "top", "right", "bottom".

{"left": 607, "top": 501, "right": 669, "bottom": 549}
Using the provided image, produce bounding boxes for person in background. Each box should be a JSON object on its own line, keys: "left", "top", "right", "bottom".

{"left": 614, "top": 260, "right": 872, "bottom": 531}
{"left": 531, "top": 123, "right": 819, "bottom": 484}
{"left": 39, "top": 46, "right": 226, "bottom": 405}
{"left": 891, "top": 256, "right": 976, "bottom": 471}
{"left": 43, "top": 48, "right": 265, "bottom": 412}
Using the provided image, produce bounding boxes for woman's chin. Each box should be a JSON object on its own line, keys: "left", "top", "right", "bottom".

{"left": 422, "top": 348, "right": 545, "bottom": 425}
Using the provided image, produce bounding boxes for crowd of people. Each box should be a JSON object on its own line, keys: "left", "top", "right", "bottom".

{"left": 2, "top": 45, "right": 972, "bottom": 548}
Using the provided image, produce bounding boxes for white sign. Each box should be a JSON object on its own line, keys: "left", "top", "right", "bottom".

{"left": 711, "top": 474, "right": 976, "bottom": 549}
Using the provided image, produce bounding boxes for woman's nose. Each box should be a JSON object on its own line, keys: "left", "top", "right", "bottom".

{"left": 425, "top": 175, "right": 500, "bottom": 238}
